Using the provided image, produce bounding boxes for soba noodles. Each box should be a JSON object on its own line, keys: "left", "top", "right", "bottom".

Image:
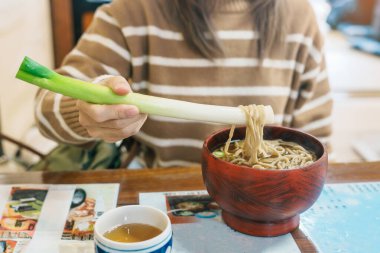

{"left": 213, "top": 105, "right": 316, "bottom": 170}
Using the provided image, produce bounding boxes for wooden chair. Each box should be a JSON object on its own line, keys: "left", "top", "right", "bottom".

{"left": 0, "top": 109, "right": 45, "bottom": 169}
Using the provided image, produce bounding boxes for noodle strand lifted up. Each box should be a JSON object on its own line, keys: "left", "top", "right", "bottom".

{"left": 214, "top": 105, "right": 316, "bottom": 170}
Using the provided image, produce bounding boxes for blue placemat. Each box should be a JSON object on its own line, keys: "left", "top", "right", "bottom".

{"left": 349, "top": 37, "right": 380, "bottom": 56}
{"left": 337, "top": 23, "right": 380, "bottom": 56}
{"left": 300, "top": 182, "right": 380, "bottom": 253}
{"left": 337, "top": 23, "right": 374, "bottom": 37}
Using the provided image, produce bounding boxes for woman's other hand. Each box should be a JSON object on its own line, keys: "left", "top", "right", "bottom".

{"left": 77, "top": 76, "right": 147, "bottom": 143}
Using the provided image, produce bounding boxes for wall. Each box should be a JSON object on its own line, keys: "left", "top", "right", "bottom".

{"left": 0, "top": 0, "right": 55, "bottom": 156}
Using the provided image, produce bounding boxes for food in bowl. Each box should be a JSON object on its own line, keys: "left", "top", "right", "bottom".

{"left": 175, "top": 201, "right": 205, "bottom": 212}
{"left": 212, "top": 105, "right": 317, "bottom": 169}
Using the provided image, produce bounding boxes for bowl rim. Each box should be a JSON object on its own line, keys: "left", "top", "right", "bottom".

{"left": 203, "top": 125, "right": 328, "bottom": 172}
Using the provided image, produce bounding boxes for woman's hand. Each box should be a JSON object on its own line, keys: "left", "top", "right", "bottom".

{"left": 77, "top": 76, "right": 147, "bottom": 143}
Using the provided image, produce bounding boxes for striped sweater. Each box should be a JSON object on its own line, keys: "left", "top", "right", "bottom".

{"left": 35, "top": 0, "right": 332, "bottom": 167}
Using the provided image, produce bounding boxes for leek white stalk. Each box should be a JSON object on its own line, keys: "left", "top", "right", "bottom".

{"left": 16, "top": 57, "right": 274, "bottom": 125}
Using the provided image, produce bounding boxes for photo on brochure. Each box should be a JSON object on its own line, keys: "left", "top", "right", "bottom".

{"left": 0, "top": 187, "right": 48, "bottom": 239}
{"left": 0, "top": 240, "right": 17, "bottom": 253}
{"left": 61, "top": 187, "right": 96, "bottom": 241}
{"left": 165, "top": 193, "right": 221, "bottom": 224}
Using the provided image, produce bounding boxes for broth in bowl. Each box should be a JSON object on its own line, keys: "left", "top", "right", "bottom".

{"left": 104, "top": 223, "right": 163, "bottom": 243}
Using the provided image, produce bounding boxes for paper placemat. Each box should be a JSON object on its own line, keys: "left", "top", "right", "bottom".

{"left": 139, "top": 190, "right": 301, "bottom": 253}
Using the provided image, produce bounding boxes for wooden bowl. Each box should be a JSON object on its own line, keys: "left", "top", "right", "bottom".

{"left": 201, "top": 126, "right": 328, "bottom": 237}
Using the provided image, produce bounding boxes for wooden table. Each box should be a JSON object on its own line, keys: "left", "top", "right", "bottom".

{"left": 1, "top": 161, "right": 380, "bottom": 252}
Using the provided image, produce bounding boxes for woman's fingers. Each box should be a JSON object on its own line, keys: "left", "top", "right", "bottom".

{"left": 98, "top": 76, "right": 132, "bottom": 95}
{"left": 79, "top": 111, "right": 146, "bottom": 129}
{"left": 77, "top": 102, "right": 139, "bottom": 122}
{"left": 85, "top": 115, "right": 148, "bottom": 142}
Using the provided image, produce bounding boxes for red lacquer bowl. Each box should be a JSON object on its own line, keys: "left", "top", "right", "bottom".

{"left": 202, "top": 126, "right": 328, "bottom": 237}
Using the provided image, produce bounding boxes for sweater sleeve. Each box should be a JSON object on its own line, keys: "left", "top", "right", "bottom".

{"left": 35, "top": 3, "right": 131, "bottom": 145}
{"left": 286, "top": 17, "right": 333, "bottom": 147}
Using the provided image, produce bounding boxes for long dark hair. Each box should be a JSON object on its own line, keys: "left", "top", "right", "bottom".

{"left": 169, "top": 0, "right": 286, "bottom": 59}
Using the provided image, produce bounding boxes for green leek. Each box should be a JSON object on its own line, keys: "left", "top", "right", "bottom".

{"left": 16, "top": 56, "right": 274, "bottom": 125}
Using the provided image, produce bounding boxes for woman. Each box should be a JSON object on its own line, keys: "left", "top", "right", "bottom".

{"left": 35, "top": 0, "right": 332, "bottom": 168}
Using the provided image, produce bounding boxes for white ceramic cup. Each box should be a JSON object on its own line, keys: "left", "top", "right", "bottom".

{"left": 94, "top": 205, "right": 172, "bottom": 253}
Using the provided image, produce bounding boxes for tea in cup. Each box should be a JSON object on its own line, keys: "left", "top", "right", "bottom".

{"left": 94, "top": 205, "right": 172, "bottom": 253}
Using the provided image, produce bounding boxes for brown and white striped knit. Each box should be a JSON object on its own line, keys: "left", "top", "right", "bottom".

{"left": 35, "top": 0, "right": 332, "bottom": 167}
